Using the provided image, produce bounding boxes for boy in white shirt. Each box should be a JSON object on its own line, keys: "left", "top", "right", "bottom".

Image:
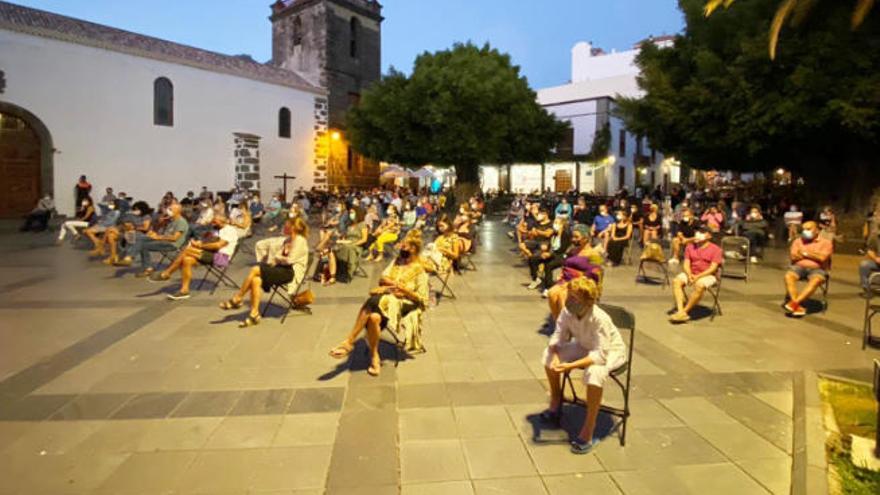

{"left": 541, "top": 277, "right": 627, "bottom": 454}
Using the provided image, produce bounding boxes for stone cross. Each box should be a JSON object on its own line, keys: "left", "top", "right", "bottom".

{"left": 274, "top": 174, "right": 297, "bottom": 203}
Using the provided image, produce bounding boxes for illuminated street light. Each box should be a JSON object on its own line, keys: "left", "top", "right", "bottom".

{"left": 776, "top": 168, "right": 785, "bottom": 175}
{"left": 331, "top": 131, "right": 341, "bottom": 141}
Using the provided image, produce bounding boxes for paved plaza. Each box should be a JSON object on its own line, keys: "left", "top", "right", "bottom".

{"left": 0, "top": 220, "right": 878, "bottom": 495}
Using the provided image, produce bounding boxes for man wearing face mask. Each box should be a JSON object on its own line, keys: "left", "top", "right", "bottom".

{"left": 670, "top": 226, "right": 723, "bottom": 323}
{"left": 20, "top": 194, "right": 55, "bottom": 232}
{"left": 669, "top": 208, "right": 698, "bottom": 265}
{"left": 739, "top": 206, "right": 769, "bottom": 263}
{"left": 784, "top": 221, "right": 832, "bottom": 316}
{"left": 541, "top": 277, "right": 626, "bottom": 454}
{"left": 590, "top": 205, "right": 614, "bottom": 251}
{"left": 128, "top": 203, "right": 189, "bottom": 277}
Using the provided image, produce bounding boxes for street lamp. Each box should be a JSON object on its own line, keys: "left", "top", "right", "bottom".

{"left": 331, "top": 131, "right": 341, "bottom": 141}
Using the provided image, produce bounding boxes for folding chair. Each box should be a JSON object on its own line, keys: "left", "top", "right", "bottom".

{"left": 196, "top": 244, "right": 241, "bottom": 295}
{"left": 561, "top": 304, "right": 636, "bottom": 446}
{"left": 623, "top": 235, "right": 638, "bottom": 266}
{"left": 783, "top": 265, "right": 830, "bottom": 313}
{"left": 720, "top": 236, "right": 749, "bottom": 282}
{"left": 157, "top": 246, "right": 182, "bottom": 270}
{"left": 862, "top": 272, "right": 880, "bottom": 350}
{"left": 431, "top": 270, "right": 456, "bottom": 301}
{"left": 636, "top": 259, "right": 670, "bottom": 288}
{"left": 673, "top": 268, "right": 723, "bottom": 321}
{"left": 260, "top": 252, "right": 315, "bottom": 324}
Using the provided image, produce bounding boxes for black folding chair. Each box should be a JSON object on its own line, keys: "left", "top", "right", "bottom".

{"left": 260, "top": 252, "right": 315, "bottom": 324}
{"left": 636, "top": 259, "right": 670, "bottom": 288}
{"left": 673, "top": 267, "right": 723, "bottom": 321}
{"left": 561, "top": 304, "right": 636, "bottom": 446}
{"left": 721, "top": 236, "right": 750, "bottom": 282}
{"left": 431, "top": 270, "right": 456, "bottom": 301}
{"left": 862, "top": 272, "right": 880, "bottom": 350}
{"left": 196, "top": 244, "right": 241, "bottom": 295}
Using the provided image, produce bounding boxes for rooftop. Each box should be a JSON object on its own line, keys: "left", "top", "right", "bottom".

{"left": 0, "top": 0, "right": 324, "bottom": 94}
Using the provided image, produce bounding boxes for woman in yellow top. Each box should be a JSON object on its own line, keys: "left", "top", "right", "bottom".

{"left": 329, "top": 230, "right": 429, "bottom": 376}
{"left": 366, "top": 205, "right": 401, "bottom": 262}
{"left": 422, "top": 215, "right": 461, "bottom": 275}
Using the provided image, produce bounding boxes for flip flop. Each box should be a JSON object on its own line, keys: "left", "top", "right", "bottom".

{"left": 219, "top": 298, "right": 243, "bottom": 310}
{"left": 328, "top": 342, "right": 354, "bottom": 359}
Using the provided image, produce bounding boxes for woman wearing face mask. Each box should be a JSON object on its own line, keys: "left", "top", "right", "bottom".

{"left": 220, "top": 217, "right": 309, "bottom": 328}
{"left": 331, "top": 207, "right": 369, "bottom": 283}
{"left": 56, "top": 196, "right": 96, "bottom": 245}
{"left": 367, "top": 205, "right": 401, "bottom": 262}
{"left": 547, "top": 225, "right": 605, "bottom": 319}
{"left": 739, "top": 206, "right": 769, "bottom": 263}
{"left": 606, "top": 210, "right": 633, "bottom": 266}
{"left": 541, "top": 277, "right": 626, "bottom": 455}
{"left": 401, "top": 201, "right": 417, "bottom": 232}
{"left": 423, "top": 216, "right": 460, "bottom": 276}
{"left": 527, "top": 218, "right": 572, "bottom": 291}
{"left": 329, "top": 230, "right": 429, "bottom": 376}
{"left": 643, "top": 203, "right": 663, "bottom": 245}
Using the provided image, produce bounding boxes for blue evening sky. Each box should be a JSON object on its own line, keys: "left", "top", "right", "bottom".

{"left": 9, "top": 0, "right": 684, "bottom": 89}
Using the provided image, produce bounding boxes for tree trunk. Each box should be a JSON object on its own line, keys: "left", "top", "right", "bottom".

{"left": 453, "top": 163, "right": 481, "bottom": 211}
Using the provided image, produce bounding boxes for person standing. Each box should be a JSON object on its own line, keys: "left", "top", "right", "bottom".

{"left": 74, "top": 175, "right": 92, "bottom": 211}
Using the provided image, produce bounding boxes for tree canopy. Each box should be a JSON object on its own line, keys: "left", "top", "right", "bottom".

{"left": 617, "top": 0, "right": 880, "bottom": 207}
{"left": 347, "top": 42, "right": 568, "bottom": 185}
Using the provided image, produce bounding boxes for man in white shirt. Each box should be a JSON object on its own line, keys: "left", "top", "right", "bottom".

{"left": 541, "top": 277, "right": 627, "bottom": 454}
{"left": 150, "top": 216, "right": 239, "bottom": 300}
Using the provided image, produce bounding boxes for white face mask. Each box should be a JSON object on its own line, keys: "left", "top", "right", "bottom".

{"left": 107, "top": 204, "right": 116, "bottom": 210}
{"left": 81, "top": 201, "right": 89, "bottom": 207}
{"left": 695, "top": 232, "right": 708, "bottom": 242}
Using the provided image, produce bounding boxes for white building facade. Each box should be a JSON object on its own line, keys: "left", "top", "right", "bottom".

{"left": 481, "top": 38, "right": 681, "bottom": 196}
{"left": 0, "top": 2, "right": 327, "bottom": 216}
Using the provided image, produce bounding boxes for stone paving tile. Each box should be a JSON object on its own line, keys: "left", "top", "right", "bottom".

{"left": 610, "top": 463, "right": 769, "bottom": 495}
{"left": 204, "top": 415, "right": 283, "bottom": 449}
{"left": 689, "top": 421, "right": 789, "bottom": 461}
{"left": 170, "top": 390, "right": 241, "bottom": 418}
{"left": 49, "top": 393, "right": 133, "bottom": 421}
{"left": 93, "top": 450, "right": 197, "bottom": 494}
{"left": 446, "top": 381, "right": 504, "bottom": 406}
{"left": 401, "top": 480, "right": 475, "bottom": 495}
{"left": 247, "top": 446, "right": 333, "bottom": 492}
{"left": 287, "top": 387, "right": 345, "bottom": 414}
{"left": 453, "top": 405, "right": 518, "bottom": 438}
{"left": 0, "top": 394, "right": 74, "bottom": 420}
{"left": 400, "top": 439, "right": 469, "bottom": 483}
{"left": 472, "top": 476, "right": 549, "bottom": 495}
{"left": 2, "top": 420, "right": 102, "bottom": 456}
{"left": 736, "top": 458, "right": 792, "bottom": 495}
{"left": 461, "top": 436, "right": 538, "bottom": 479}
{"left": 273, "top": 412, "right": 340, "bottom": 447}
{"left": 399, "top": 407, "right": 458, "bottom": 441}
{"left": 110, "top": 392, "right": 187, "bottom": 419}
{"left": 542, "top": 473, "right": 623, "bottom": 495}
{"left": 229, "top": 388, "right": 294, "bottom": 416}
{"left": 593, "top": 427, "right": 727, "bottom": 471}
{"left": 397, "top": 382, "right": 450, "bottom": 409}
{"left": 174, "top": 449, "right": 256, "bottom": 494}
{"left": 134, "top": 417, "right": 222, "bottom": 452}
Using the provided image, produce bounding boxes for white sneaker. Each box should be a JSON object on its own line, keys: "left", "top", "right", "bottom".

{"left": 541, "top": 289, "right": 549, "bottom": 298}
{"left": 750, "top": 256, "right": 759, "bottom": 263}
{"left": 527, "top": 278, "right": 541, "bottom": 290}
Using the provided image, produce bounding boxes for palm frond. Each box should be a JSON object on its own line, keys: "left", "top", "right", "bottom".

{"left": 769, "top": 0, "right": 799, "bottom": 59}
{"left": 852, "top": 0, "right": 875, "bottom": 28}
{"left": 790, "top": 0, "right": 817, "bottom": 26}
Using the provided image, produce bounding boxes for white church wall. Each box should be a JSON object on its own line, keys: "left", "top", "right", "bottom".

{"left": 0, "top": 30, "right": 319, "bottom": 215}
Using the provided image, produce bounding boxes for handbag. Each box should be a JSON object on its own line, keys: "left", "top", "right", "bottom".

{"left": 293, "top": 289, "right": 315, "bottom": 307}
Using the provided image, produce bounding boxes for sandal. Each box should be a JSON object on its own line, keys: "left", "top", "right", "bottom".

{"left": 239, "top": 314, "right": 261, "bottom": 328}
{"left": 219, "top": 298, "right": 243, "bottom": 310}
{"left": 325, "top": 277, "right": 336, "bottom": 286}
{"left": 367, "top": 359, "right": 382, "bottom": 377}
{"left": 328, "top": 341, "right": 354, "bottom": 359}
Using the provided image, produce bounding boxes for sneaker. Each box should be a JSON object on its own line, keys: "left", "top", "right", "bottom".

{"left": 750, "top": 256, "right": 759, "bottom": 264}
{"left": 527, "top": 278, "right": 542, "bottom": 290}
{"left": 135, "top": 270, "right": 154, "bottom": 279}
{"left": 541, "top": 289, "right": 549, "bottom": 299}
{"left": 570, "top": 438, "right": 595, "bottom": 455}
{"left": 167, "top": 291, "right": 191, "bottom": 301}
{"left": 792, "top": 305, "right": 807, "bottom": 317}
{"left": 148, "top": 273, "right": 170, "bottom": 283}
{"left": 783, "top": 301, "right": 799, "bottom": 314}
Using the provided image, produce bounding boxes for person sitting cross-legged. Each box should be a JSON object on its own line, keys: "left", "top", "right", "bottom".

{"left": 328, "top": 230, "right": 429, "bottom": 377}
{"left": 131, "top": 203, "right": 189, "bottom": 278}
{"left": 149, "top": 215, "right": 239, "bottom": 300}
{"left": 83, "top": 202, "right": 121, "bottom": 256}
{"left": 669, "top": 226, "right": 723, "bottom": 323}
{"left": 784, "top": 221, "right": 833, "bottom": 317}
{"left": 20, "top": 194, "right": 55, "bottom": 232}
{"left": 219, "top": 217, "right": 309, "bottom": 328}
{"left": 860, "top": 232, "right": 880, "bottom": 296}
{"left": 541, "top": 277, "right": 627, "bottom": 455}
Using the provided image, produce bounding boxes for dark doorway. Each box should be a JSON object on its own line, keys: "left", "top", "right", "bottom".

{"left": 0, "top": 106, "right": 52, "bottom": 217}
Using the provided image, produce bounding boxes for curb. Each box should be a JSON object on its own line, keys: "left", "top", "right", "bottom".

{"left": 804, "top": 371, "right": 829, "bottom": 495}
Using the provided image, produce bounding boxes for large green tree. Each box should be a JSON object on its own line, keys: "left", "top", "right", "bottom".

{"left": 347, "top": 42, "right": 567, "bottom": 192}
{"left": 617, "top": 0, "right": 880, "bottom": 210}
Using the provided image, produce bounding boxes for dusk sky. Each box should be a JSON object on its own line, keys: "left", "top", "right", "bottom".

{"left": 9, "top": 0, "right": 685, "bottom": 89}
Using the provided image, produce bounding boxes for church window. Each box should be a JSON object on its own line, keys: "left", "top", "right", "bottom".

{"left": 293, "top": 16, "right": 303, "bottom": 46}
{"left": 278, "top": 107, "right": 291, "bottom": 138}
{"left": 153, "top": 77, "right": 174, "bottom": 127}
{"left": 349, "top": 17, "right": 359, "bottom": 58}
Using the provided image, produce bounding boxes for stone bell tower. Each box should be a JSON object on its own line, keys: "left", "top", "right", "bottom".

{"left": 270, "top": 0, "right": 383, "bottom": 188}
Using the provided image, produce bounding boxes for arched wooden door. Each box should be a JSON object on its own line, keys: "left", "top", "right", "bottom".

{"left": 0, "top": 112, "right": 42, "bottom": 217}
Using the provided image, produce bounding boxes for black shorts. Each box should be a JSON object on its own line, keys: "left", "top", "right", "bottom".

{"left": 259, "top": 263, "right": 294, "bottom": 292}
{"left": 362, "top": 294, "right": 418, "bottom": 328}
{"left": 198, "top": 250, "right": 215, "bottom": 265}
